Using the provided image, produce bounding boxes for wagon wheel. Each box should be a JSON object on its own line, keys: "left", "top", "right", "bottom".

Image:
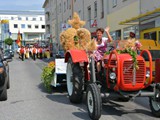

{"left": 86, "top": 83, "right": 102, "bottom": 120}
{"left": 67, "top": 58, "right": 84, "bottom": 103}
{"left": 149, "top": 84, "right": 160, "bottom": 117}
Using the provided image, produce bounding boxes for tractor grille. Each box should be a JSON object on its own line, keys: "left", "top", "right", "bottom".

{"left": 123, "top": 60, "right": 145, "bottom": 84}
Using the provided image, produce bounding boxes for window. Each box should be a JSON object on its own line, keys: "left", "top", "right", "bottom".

{"left": 59, "top": 3, "right": 61, "bottom": 13}
{"left": 67, "top": 0, "right": 69, "bottom": 9}
{"left": 94, "top": 1, "right": 97, "bottom": 18}
{"left": 88, "top": 6, "right": 91, "bottom": 20}
{"left": 113, "top": 0, "right": 117, "bottom": 7}
{"left": 46, "top": 25, "right": 50, "bottom": 33}
{"left": 42, "top": 25, "right": 45, "bottom": 29}
{"left": 40, "top": 17, "right": 43, "bottom": 21}
{"left": 123, "top": 25, "right": 139, "bottom": 39}
{"left": 18, "top": 17, "right": 22, "bottom": 20}
{"left": 14, "top": 24, "right": 18, "bottom": 28}
{"left": 101, "top": 0, "right": 104, "bottom": 18}
{"left": 78, "top": 10, "right": 81, "bottom": 19}
{"left": 46, "top": 12, "right": 50, "bottom": 20}
{"left": 35, "top": 25, "right": 39, "bottom": 29}
{"left": 69, "top": 0, "right": 71, "bottom": 9}
{"left": 28, "top": 25, "right": 31, "bottom": 29}
{"left": 64, "top": 2, "right": 66, "bottom": 12}
{"left": 32, "top": 18, "right": 36, "bottom": 21}
{"left": 21, "top": 24, "right": 25, "bottom": 28}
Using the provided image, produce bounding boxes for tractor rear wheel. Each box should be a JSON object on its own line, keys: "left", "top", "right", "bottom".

{"left": 67, "top": 58, "right": 83, "bottom": 103}
{"left": 149, "top": 84, "right": 160, "bottom": 117}
{"left": 87, "top": 83, "right": 102, "bottom": 120}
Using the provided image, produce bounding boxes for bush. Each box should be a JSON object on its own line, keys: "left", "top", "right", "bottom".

{"left": 4, "top": 37, "right": 13, "bottom": 46}
{"left": 41, "top": 61, "right": 55, "bottom": 92}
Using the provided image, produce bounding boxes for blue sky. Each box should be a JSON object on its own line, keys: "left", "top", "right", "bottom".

{"left": 0, "top": 0, "right": 45, "bottom": 11}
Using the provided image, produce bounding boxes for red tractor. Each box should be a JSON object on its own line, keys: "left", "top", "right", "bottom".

{"left": 65, "top": 49, "right": 160, "bottom": 120}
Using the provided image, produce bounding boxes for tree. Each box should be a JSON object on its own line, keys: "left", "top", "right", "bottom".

{"left": 4, "top": 37, "right": 13, "bottom": 46}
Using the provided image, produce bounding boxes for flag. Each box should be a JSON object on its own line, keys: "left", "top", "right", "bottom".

{"left": 16, "top": 30, "right": 22, "bottom": 46}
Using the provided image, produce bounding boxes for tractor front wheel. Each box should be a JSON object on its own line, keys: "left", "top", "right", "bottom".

{"left": 149, "top": 84, "right": 160, "bottom": 117}
{"left": 67, "top": 58, "right": 83, "bottom": 103}
{"left": 87, "top": 83, "right": 102, "bottom": 120}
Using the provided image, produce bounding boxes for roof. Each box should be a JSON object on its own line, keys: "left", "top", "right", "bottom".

{"left": 42, "top": 0, "right": 49, "bottom": 8}
{"left": 119, "top": 8, "right": 160, "bottom": 25}
{"left": 0, "top": 10, "right": 44, "bottom": 16}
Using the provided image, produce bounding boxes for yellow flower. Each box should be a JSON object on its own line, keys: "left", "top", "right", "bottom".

{"left": 48, "top": 61, "right": 55, "bottom": 68}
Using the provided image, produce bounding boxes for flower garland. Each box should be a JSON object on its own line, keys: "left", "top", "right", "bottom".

{"left": 105, "top": 39, "right": 142, "bottom": 70}
{"left": 118, "top": 39, "right": 142, "bottom": 70}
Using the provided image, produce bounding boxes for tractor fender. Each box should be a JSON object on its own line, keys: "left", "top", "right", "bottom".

{"left": 65, "top": 50, "right": 88, "bottom": 63}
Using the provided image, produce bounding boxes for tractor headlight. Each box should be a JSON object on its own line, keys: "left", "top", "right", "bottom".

{"left": 146, "top": 70, "right": 150, "bottom": 78}
{"left": 109, "top": 72, "right": 116, "bottom": 80}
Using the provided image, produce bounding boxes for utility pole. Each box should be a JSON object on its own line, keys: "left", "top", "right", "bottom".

{"left": 55, "top": 0, "right": 59, "bottom": 53}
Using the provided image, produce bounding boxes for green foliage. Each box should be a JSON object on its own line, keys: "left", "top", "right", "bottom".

{"left": 74, "top": 36, "right": 79, "bottom": 41}
{"left": 41, "top": 66, "right": 54, "bottom": 92}
{"left": 105, "top": 51, "right": 110, "bottom": 55}
{"left": 117, "top": 48, "right": 138, "bottom": 70}
{"left": 4, "top": 37, "right": 13, "bottom": 46}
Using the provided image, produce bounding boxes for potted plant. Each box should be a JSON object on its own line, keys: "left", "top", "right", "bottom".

{"left": 41, "top": 61, "right": 55, "bottom": 92}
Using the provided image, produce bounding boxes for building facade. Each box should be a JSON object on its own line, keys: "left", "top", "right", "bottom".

{"left": 43, "top": 0, "right": 160, "bottom": 51}
{"left": 43, "top": 0, "right": 109, "bottom": 52}
{"left": 0, "top": 10, "right": 45, "bottom": 50}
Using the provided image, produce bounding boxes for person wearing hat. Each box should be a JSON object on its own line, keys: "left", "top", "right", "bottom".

{"left": 129, "top": 32, "right": 135, "bottom": 39}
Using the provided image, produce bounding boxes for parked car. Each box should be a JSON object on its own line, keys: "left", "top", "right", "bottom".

{"left": 3, "top": 51, "right": 12, "bottom": 61}
{"left": 55, "top": 50, "right": 65, "bottom": 58}
{"left": 0, "top": 52, "right": 11, "bottom": 101}
{"left": 5, "top": 49, "right": 14, "bottom": 57}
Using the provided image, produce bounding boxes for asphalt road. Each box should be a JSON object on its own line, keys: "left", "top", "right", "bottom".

{"left": 0, "top": 55, "right": 159, "bottom": 120}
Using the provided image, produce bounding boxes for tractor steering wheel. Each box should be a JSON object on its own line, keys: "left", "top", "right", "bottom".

{"left": 108, "top": 46, "right": 115, "bottom": 52}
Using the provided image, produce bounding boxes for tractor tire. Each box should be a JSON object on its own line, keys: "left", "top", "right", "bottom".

{"left": 67, "top": 58, "right": 84, "bottom": 103}
{"left": 87, "top": 83, "right": 102, "bottom": 120}
{"left": 0, "top": 86, "right": 7, "bottom": 101}
{"left": 149, "top": 85, "right": 160, "bottom": 117}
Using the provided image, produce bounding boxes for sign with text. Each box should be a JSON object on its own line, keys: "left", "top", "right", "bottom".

{"left": 61, "top": 23, "right": 71, "bottom": 31}
{"left": 90, "top": 19, "right": 97, "bottom": 28}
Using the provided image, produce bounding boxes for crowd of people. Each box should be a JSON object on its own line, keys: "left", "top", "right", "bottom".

{"left": 17, "top": 46, "right": 51, "bottom": 61}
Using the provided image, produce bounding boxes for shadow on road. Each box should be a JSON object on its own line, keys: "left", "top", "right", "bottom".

{"left": 102, "top": 100, "right": 154, "bottom": 118}
{"left": 38, "top": 83, "right": 156, "bottom": 119}
{"left": 46, "top": 93, "right": 89, "bottom": 119}
{"left": 38, "top": 83, "right": 67, "bottom": 94}
{"left": 41, "top": 85, "right": 90, "bottom": 119}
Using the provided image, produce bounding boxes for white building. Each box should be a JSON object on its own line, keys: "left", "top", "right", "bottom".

{"left": 0, "top": 10, "right": 46, "bottom": 50}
